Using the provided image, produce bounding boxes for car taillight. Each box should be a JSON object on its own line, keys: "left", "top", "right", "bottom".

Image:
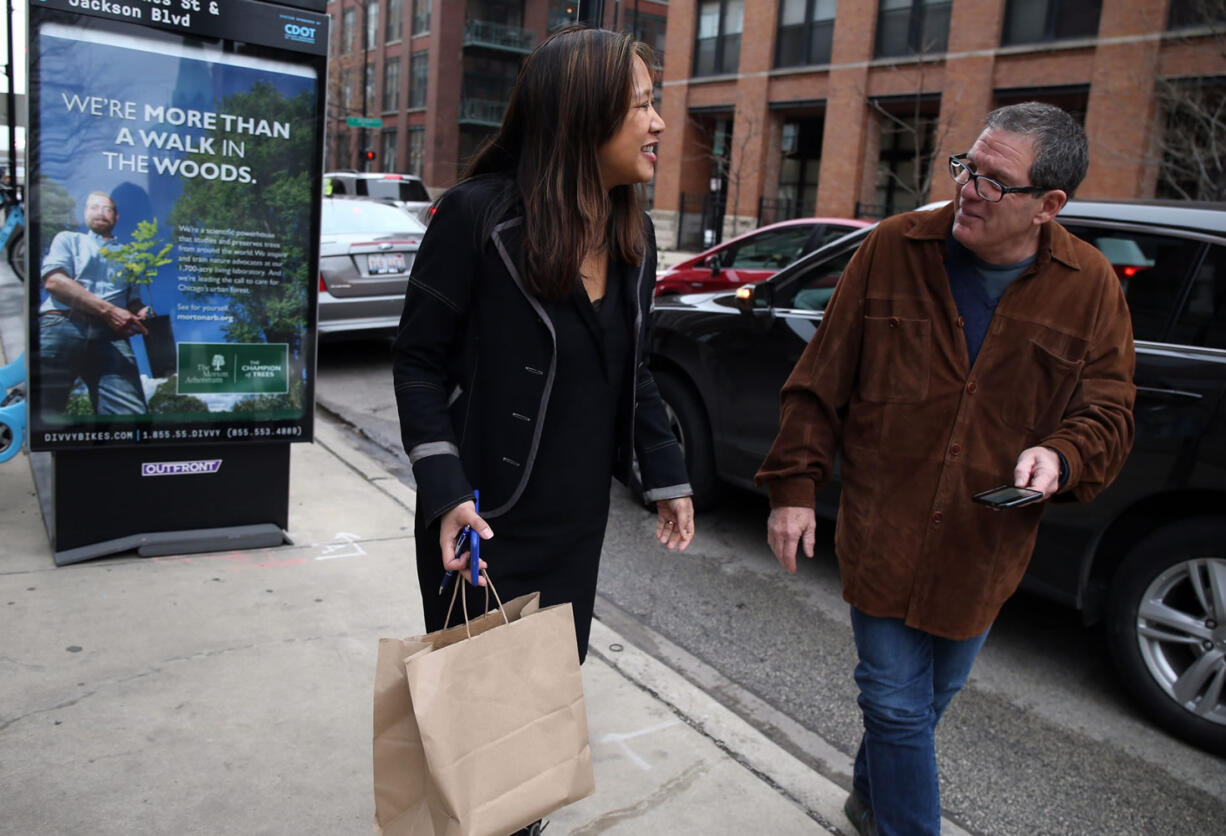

{"left": 1113, "top": 264, "right": 1151, "bottom": 282}
{"left": 319, "top": 273, "right": 327, "bottom": 292}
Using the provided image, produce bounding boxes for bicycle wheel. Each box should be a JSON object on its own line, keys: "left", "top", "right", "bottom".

{"left": 7, "top": 226, "right": 25, "bottom": 282}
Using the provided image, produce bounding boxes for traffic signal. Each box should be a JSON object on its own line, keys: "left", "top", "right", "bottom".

{"left": 362, "top": 149, "right": 376, "bottom": 162}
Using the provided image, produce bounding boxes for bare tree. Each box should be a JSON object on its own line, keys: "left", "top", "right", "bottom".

{"left": 680, "top": 110, "right": 762, "bottom": 245}
{"left": 864, "top": 57, "right": 960, "bottom": 217}
{"left": 1155, "top": 77, "right": 1226, "bottom": 201}
{"left": 718, "top": 110, "right": 762, "bottom": 238}
{"left": 1153, "top": 1, "right": 1226, "bottom": 200}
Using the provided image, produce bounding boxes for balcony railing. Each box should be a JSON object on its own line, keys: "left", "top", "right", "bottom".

{"left": 463, "top": 20, "right": 535, "bottom": 54}
{"left": 458, "top": 97, "right": 507, "bottom": 127}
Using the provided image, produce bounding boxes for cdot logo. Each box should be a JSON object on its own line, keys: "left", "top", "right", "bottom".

{"left": 284, "top": 22, "right": 317, "bottom": 43}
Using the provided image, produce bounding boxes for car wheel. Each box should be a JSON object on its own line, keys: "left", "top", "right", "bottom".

{"left": 1105, "top": 516, "right": 1226, "bottom": 755}
{"left": 628, "top": 370, "right": 720, "bottom": 512}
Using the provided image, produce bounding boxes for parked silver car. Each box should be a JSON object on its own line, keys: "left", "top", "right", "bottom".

{"left": 317, "top": 198, "right": 423, "bottom": 336}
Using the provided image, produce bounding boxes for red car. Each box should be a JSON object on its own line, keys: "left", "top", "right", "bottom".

{"left": 655, "top": 217, "right": 872, "bottom": 296}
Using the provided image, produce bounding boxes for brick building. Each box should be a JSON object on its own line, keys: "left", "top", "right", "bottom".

{"left": 653, "top": 0, "right": 1226, "bottom": 250}
{"left": 323, "top": 0, "right": 669, "bottom": 190}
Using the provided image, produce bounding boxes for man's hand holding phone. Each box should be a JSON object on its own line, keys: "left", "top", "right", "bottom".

{"left": 975, "top": 446, "right": 1063, "bottom": 509}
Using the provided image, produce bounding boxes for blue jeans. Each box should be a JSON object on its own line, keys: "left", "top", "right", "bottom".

{"left": 39, "top": 314, "right": 148, "bottom": 418}
{"left": 850, "top": 606, "right": 989, "bottom": 836}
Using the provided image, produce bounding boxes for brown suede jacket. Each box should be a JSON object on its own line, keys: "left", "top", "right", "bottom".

{"left": 756, "top": 203, "right": 1136, "bottom": 639}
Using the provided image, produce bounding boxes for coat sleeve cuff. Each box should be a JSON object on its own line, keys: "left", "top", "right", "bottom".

{"left": 1041, "top": 438, "right": 1080, "bottom": 494}
{"left": 767, "top": 477, "right": 817, "bottom": 510}
{"left": 643, "top": 483, "right": 693, "bottom": 503}
{"left": 410, "top": 451, "right": 474, "bottom": 525}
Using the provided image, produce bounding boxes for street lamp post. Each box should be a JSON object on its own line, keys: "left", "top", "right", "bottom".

{"left": 359, "top": 0, "right": 368, "bottom": 171}
{"left": 5, "top": 0, "right": 17, "bottom": 189}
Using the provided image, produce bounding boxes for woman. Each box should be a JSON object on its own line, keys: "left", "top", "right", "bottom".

{"left": 392, "top": 26, "right": 695, "bottom": 666}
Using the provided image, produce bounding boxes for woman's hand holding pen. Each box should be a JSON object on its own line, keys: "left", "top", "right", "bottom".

{"left": 655, "top": 496, "right": 695, "bottom": 551}
{"left": 439, "top": 500, "right": 493, "bottom": 586}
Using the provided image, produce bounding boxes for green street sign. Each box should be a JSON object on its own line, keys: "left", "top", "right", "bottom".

{"left": 346, "top": 116, "right": 383, "bottom": 128}
{"left": 177, "top": 343, "right": 290, "bottom": 395}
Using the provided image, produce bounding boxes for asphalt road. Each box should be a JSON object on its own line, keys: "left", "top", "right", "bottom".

{"left": 318, "top": 336, "right": 1226, "bottom": 836}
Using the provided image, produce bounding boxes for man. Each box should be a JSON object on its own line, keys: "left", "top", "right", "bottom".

{"left": 756, "top": 103, "right": 1135, "bottom": 835}
{"left": 38, "top": 191, "right": 149, "bottom": 418}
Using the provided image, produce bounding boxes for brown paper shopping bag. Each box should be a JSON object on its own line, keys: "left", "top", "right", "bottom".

{"left": 373, "top": 579, "right": 595, "bottom": 836}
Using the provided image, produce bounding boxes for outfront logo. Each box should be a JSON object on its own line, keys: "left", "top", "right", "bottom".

{"left": 284, "top": 22, "right": 316, "bottom": 43}
{"left": 141, "top": 459, "right": 223, "bottom": 477}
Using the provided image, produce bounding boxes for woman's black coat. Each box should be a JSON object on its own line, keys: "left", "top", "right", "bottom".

{"left": 392, "top": 175, "right": 692, "bottom": 527}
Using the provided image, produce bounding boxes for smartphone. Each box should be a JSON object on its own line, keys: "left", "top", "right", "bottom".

{"left": 972, "top": 484, "right": 1045, "bottom": 509}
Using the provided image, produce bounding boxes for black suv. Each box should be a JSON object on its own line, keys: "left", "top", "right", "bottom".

{"left": 648, "top": 200, "right": 1226, "bottom": 755}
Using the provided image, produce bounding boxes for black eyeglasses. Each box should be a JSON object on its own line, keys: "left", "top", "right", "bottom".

{"left": 948, "top": 155, "right": 1048, "bottom": 202}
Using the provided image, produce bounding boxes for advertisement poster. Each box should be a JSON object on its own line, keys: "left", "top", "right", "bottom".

{"left": 27, "top": 7, "right": 325, "bottom": 451}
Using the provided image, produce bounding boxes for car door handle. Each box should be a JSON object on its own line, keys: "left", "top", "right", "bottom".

{"left": 1135, "top": 385, "right": 1203, "bottom": 401}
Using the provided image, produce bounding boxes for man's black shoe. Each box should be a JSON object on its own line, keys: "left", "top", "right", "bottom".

{"left": 844, "top": 791, "right": 877, "bottom": 836}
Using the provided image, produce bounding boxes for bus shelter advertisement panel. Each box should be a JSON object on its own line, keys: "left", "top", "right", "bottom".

{"left": 28, "top": 20, "right": 321, "bottom": 451}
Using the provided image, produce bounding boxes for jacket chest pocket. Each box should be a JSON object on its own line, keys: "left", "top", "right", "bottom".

{"left": 1001, "top": 339, "right": 1085, "bottom": 433}
{"left": 859, "top": 315, "right": 931, "bottom": 403}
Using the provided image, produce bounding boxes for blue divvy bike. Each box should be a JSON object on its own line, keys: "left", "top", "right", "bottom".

{"left": 0, "top": 183, "right": 26, "bottom": 282}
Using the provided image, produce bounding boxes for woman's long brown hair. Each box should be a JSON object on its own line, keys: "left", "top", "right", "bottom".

{"left": 463, "top": 26, "right": 655, "bottom": 300}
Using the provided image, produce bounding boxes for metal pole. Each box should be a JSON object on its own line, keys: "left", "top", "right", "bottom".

{"left": 359, "top": 0, "right": 368, "bottom": 172}
{"left": 5, "top": 0, "right": 16, "bottom": 191}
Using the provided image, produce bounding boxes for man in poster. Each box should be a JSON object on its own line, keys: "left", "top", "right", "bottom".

{"left": 38, "top": 191, "right": 150, "bottom": 418}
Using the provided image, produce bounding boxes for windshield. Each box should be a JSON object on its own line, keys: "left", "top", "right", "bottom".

{"left": 322, "top": 199, "right": 425, "bottom": 236}
{"left": 357, "top": 177, "right": 430, "bottom": 202}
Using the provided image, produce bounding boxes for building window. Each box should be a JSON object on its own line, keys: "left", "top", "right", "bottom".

{"left": 342, "top": 7, "right": 357, "bottom": 54}
{"left": 341, "top": 67, "right": 355, "bottom": 111}
{"left": 366, "top": 60, "right": 376, "bottom": 111}
{"left": 1156, "top": 77, "right": 1226, "bottom": 202}
{"left": 409, "top": 52, "right": 429, "bottom": 110}
{"left": 1168, "top": 0, "right": 1226, "bottom": 29}
{"left": 776, "top": 117, "right": 824, "bottom": 219}
{"left": 407, "top": 126, "right": 426, "bottom": 177}
{"left": 776, "top": 0, "right": 837, "bottom": 68}
{"left": 694, "top": 0, "right": 744, "bottom": 77}
{"left": 872, "top": 107, "right": 938, "bottom": 216}
{"left": 412, "top": 0, "right": 430, "bottom": 34}
{"left": 623, "top": 10, "right": 668, "bottom": 64}
{"left": 381, "top": 129, "right": 398, "bottom": 171}
{"left": 386, "top": 0, "right": 403, "bottom": 42}
{"left": 993, "top": 85, "right": 1088, "bottom": 126}
{"left": 875, "top": 0, "right": 951, "bottom": 58}
{"left": 365, "top": 0, "right": 380, "bottom": 50}
{"left": 383, "top": 57, "right": 400, "bottom": 111}
{"left": 1001, "top": 0, "right": 1101, "bottom": 46}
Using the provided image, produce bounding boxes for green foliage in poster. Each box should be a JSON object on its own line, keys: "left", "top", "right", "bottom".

{"left": 168, "top": 82, "right": 317, "bottom": 411}
{"left": 100, "top": 219, "right": 174, "bottom": 287}
{"left": 149, "top": 377, "right": 209, "bottom": 414}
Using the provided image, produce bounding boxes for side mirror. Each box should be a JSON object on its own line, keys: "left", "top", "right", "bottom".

{"left": 705, "top": 252, "right": 723, "bottom": 274}
{"left": 735, "top": 283, "right": 773, "bottom": 316}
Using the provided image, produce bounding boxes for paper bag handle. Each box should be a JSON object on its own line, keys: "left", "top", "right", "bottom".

{"left": 444, "top": 568, "right": 509, "bottom": 638}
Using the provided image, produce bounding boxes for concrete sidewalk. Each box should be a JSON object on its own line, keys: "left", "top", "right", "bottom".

{"left": 0, "top": 264, "right": 966, "bottom": 835}
{"left": 0, "top": 267, "right": 855, "bottom": 835}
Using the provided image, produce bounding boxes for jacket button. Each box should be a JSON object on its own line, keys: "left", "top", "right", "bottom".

{"left": 967, "top": 380, "right": 978, "bottom": 394}
{"left": 889, "top": 316, "right": 900, "bottom": 328}
{"left": 956, "top": 316, "right": 965, "bottom": 328}
{"left": 950, "top": 443, "right": 961, "bottom": 456}
{"left": 932, "top": 512, "right": 944, "bottom": 524}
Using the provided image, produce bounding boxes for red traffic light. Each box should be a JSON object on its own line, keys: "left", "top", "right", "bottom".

{"left": 363, "top": 149, "right": 376, "bottom": 162}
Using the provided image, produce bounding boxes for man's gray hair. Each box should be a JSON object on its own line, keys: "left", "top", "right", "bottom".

{"left": 984, "top": 102, "right": 1088, "bottom": 198}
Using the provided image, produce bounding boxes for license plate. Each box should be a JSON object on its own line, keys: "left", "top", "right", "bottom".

{"left": 367, "top": 252, "right": 406, "bottom": 275}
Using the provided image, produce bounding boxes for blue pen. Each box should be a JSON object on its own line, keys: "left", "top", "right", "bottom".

{"left": 437, "top": 490, "right": 479, "bottom": 595}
